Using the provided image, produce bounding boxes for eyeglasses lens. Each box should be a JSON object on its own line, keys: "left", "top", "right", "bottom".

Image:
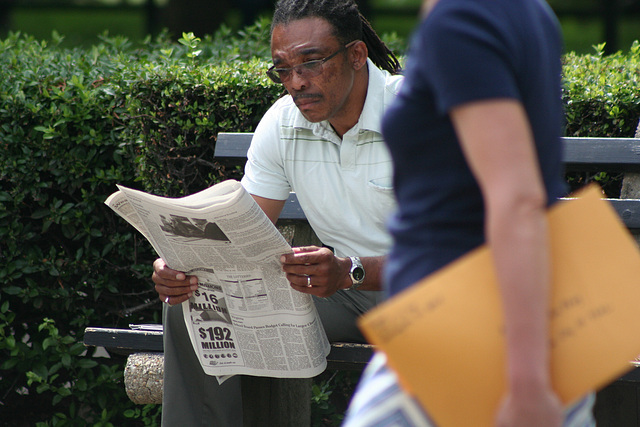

{"left": 267, "top": 60, "right": 324, "bottom": 84}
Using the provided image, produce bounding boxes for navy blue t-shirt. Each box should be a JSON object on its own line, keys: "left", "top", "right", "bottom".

{"left": 383, "top": 0, "right": 567, "bottom": 296}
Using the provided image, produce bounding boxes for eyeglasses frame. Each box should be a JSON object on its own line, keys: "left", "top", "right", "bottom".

{"left": 266, "top": 40, "right": 359, "bottom": 84}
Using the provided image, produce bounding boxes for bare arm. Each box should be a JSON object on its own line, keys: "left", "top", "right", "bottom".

{"left": 251, "top": 194, "right": 286, "bottom": 224}
{"left": 450, "top": 99, "right": 563, "bottom": 427}
{"left": 251, "top": 195, "right": 385, "bottom": 295}
{"left": 280, "top": 248, "right": 385, "bottom": 297}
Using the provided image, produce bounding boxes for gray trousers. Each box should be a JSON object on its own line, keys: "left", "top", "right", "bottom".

{"left": 161, "top": 289, "right": 382, "bottom": 427}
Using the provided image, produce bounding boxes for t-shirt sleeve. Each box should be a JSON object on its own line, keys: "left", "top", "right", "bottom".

{"left": 419, "top": 2, "right": 521, "bottom": 115}
{"left": 240, "top": 103, "right": 292, "bottom": 201}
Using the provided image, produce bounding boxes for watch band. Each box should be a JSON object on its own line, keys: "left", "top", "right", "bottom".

{"left": 347, "top": 256, "right": 365, "bottom": 291}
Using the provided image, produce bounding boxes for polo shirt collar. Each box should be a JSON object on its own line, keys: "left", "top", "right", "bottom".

{"left": 357, "top": 58, "right": 388, "bottom": 134}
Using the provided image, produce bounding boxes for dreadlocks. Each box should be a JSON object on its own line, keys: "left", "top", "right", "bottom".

{"left": 272, "top": 0, "right": 402, "bottom": 75}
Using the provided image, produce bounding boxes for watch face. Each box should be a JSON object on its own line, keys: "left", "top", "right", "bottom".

{"left": 352, "top": 267, "right": 365, "bottom": 282}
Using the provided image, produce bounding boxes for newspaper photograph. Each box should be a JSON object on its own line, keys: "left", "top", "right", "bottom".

{"left": 105, "top": 180, "right": 330, "bottom": 380}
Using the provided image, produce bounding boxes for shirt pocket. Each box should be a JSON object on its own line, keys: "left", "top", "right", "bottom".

{"left": 367, "top": 177, "right": 397, "bottom": 225}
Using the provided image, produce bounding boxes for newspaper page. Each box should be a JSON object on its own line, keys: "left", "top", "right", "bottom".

{"left": 105, "top": 180, "right": 330, "bottom": 380}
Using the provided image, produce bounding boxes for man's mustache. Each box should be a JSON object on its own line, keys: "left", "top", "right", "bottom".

{"left": 293, "top": 94, "right": 322, "bottom": 102}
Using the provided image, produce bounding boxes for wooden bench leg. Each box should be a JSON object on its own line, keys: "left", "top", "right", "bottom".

{"left": 241, "top": 376, "right": 312, "bottom": 427}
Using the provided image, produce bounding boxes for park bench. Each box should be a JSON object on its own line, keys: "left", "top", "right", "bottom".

{"left": 84, "top": 132, "right": 640, "bottom": 426}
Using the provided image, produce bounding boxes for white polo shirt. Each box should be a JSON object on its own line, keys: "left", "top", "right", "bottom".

{"left": 241, "top": 59, "right": 403, "bottom": 258}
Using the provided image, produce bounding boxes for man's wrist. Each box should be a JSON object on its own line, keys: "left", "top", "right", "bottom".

{"left": 345, "top": 256, "right": 365, "bottom": 291}
{"left": 337, "top": 257, "right": 352, "bottom": 290}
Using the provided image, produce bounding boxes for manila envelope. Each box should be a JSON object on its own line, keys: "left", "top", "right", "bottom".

{"left": 359, "top": 184, "right": 640, "bottom": 427}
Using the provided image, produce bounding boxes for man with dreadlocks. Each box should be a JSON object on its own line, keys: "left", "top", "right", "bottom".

{"left": 152, "top": 0, "right": 403, "bottom": 425}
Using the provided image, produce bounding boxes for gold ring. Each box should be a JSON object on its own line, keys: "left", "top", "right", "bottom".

{"left": 306, "top": 275, "right": 312, "bottom": 287}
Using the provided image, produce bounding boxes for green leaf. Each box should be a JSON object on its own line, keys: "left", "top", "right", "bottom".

{"left": 32, "top": 363, "right": 49, "bottom": 380}
{"left": 3, "top": 286, "right": 22, "bottom": 295}
{"left": 3, "top": 333, "right": 16, "bottom": 348}
{"left": 31, "top": 209, "right": 50, "bottom": 220}
{"left": 42, "top": 336, "right": 57, "bottom": 350}
{"left": 1, "top": 358, "right": 19, "bottom": 370}
{"left": 77, "top": 359, "right": 99, "bottom": 369}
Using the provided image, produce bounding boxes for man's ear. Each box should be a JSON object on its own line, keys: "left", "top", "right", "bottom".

{"left": 351, "top": 40, "right": 369, "bottom": 70}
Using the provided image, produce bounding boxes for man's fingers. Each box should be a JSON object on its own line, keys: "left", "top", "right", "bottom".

{"left": 152, "top": 258, "right": 198, "bottom": 305}
{"left": 282, "top": 248, "right": 335, "bottom": 270}
{"left": 286, "top": 272, "right": 330, "bottom": 290}
{"left": 282, "top": 264, "right": 312, "bottom": 277}
{"left": 156, "top": 283, "right": 194, "bottom": 299}
{"left": 282, "top": 246, "right": 324, "bottom": 264}
{"left": 153, "top": 258, "right": 194, "bottom": 281}
{"left": 156, "top": 282, "right": 197, "bottom": 295}
{"left": 289, "top": 279, "right": 334, "bottom": 298}
{"left": 292, "top": 246, "right": 319, "bottom": 254}
{"left": 153, "top": 262, "right": 198, "bottom": 287}
{"left": 159, "top": 293, "right": 191, "bottom": 306}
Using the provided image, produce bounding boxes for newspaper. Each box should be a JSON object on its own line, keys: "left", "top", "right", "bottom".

{"left": 105, "top": 179, "right": 330, "bottom": 381}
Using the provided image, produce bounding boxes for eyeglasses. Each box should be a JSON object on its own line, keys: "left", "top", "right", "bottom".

{"left": 266, "top": 41, "right": 358, "bottom": 84}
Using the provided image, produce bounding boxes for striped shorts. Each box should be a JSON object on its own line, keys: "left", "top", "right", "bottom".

{"left": 343, "top": 352, "right": 595, "bottom": 427}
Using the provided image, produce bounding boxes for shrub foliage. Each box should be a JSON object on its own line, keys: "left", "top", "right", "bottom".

{"left": 563, "top": 41, "right": 640, "bottom": 137}
{"left": 0, "top": 21, "right": 639, "bottom": 425}
{"left": 0, "top": 21, "right": 282, "bottom": 425}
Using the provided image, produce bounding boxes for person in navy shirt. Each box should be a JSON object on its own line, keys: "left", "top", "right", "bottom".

{"left": 344, "top": 0, "right": 596, "bottom": 426}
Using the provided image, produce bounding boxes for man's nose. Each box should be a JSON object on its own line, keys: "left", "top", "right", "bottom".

{"left": 289, "top": 68, "right": 309, "bottom": 90}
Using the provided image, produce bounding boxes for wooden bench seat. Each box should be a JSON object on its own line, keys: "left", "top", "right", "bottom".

{"left": 83, "top": 326, "right": 372, "bottom": 371}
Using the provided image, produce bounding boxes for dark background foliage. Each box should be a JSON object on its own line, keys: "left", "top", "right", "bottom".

{"left": 1, "top": 21, "right": 639, "bottom": 425}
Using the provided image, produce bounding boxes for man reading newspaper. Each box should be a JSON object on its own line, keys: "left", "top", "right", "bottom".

{"left": 151, "top": 0, "right": 404, "bottom": 425}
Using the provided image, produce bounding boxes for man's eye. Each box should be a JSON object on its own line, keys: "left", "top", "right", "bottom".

{"left": 302, "top": 60, "right": 322, "bottom": 70}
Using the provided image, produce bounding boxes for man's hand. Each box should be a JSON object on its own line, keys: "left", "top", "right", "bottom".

{"left": 280, "top": 246, "right": 351, "bottom": 297}
{"left": 152, "top": 258, "right": 198, "bottom": 306}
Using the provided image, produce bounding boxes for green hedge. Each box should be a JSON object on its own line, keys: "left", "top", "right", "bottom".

{"left": 0, "top": 31, "right": 147, "bottom": 426}
{"left": 0, "top": 22, "right": 283, "bottom": 426}
{"left": 563, "top": 41, "right": 640, "bottom": 137}
{"left": 0, "top": 21, "right": 639, "bottom": 425}
{"left": 122, "top": 56, "right": 283, "bottom": 197}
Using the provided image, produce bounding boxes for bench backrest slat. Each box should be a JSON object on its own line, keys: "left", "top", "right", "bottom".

{"left": 215, "top": 132, "right": 640, "bottom": 230}
{"left": 563, "top": 137, "right": 640, "bottom": 172}
{"left": 215, "top": 132, "right": 253, "bottom": 159}
{"left": 217, "top": 134, "right": 640, "bottom": 170}
{"left": 281, "top": 193, "right": 306, "bottom": 220}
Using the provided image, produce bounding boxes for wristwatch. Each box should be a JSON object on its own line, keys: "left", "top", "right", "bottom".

{"left": 347, "top": 256, "right": 365, "bottom": 291}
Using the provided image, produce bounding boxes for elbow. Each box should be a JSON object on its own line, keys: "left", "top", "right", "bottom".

{"left": 486, "top": 185, "right": 548, "bottom": 223}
